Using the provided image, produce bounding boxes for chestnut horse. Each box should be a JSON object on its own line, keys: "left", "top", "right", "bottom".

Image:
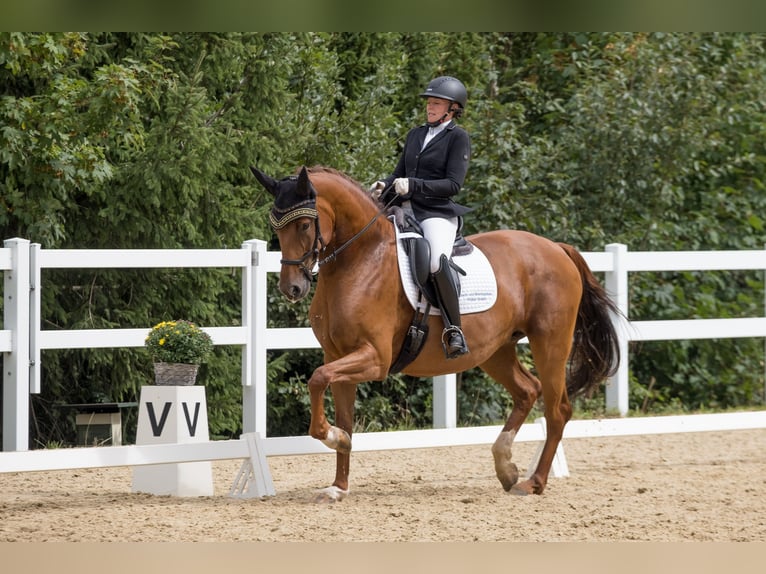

{"left": 251, "top": 165, "right": 620, "bottom": 502}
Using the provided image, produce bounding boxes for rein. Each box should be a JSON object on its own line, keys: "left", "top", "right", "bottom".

{"left": 317, "top": 193, "right": 398, "bottom": 267}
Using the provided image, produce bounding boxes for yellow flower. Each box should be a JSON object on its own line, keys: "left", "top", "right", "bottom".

{"left": 145, "top": 319, "right": 213, "bottom": 365}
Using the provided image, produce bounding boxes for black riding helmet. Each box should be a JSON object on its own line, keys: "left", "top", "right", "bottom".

{"left": 419, "top": 76, "right": 468, "bottom": 110}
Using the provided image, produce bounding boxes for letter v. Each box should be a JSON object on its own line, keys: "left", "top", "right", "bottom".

{"left": 146, "top": 402, "right": 172, "bottom": 436}
{"left": 182, "top": 402, "right": 201, "bottom": 437}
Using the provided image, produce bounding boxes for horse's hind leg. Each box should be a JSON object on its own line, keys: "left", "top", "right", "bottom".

{"left": 481, "top": 344, "right": 542, "bottom": 492}
{"left": 511, "top": 336, "right": 573, "bottom": 495}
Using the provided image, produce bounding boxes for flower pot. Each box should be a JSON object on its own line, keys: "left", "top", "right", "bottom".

{"left": 153, "top": 362, "right": 199, "bottom": 386}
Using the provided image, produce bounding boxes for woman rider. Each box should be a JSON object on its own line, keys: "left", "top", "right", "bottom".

{"left": 370, "top": 76, "right": 472, "bottom": 359}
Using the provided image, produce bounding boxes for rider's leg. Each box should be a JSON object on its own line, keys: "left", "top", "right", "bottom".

{"left": 421, "top": 217, "right": 469, "bottom": 359}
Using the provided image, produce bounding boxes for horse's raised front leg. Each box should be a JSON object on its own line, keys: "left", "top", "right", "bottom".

{"left": 307, "top": 345, "right": 383, "bottom": 450}
{"left": 306, "top": 344, "right": 388, "bottom": 502}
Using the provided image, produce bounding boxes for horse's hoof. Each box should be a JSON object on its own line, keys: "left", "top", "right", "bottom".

{"left": 321, "top": 426, "right": 352, "bottom": 454}
{"left": 495, "top": 462, "right": 519, "bottom": 491}
{"left": 313, "top": 485, "right": 349, "bottom": 503}
{"left": 510, "top": 479, "right": 540, "bottom": 496}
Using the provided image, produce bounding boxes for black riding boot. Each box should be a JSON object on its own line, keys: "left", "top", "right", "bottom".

{"left": 431, "top": 254, "right": 469, "bottom": 359}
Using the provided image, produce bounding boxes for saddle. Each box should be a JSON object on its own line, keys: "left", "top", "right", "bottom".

{"left": 388, "top": 206, "right": 471, "bottom": 308}
{"left": 387, "top": 207, "right": 471, "bottom": 374}
{"left": 388, "top": 206, "right": 473, "bottom": 256}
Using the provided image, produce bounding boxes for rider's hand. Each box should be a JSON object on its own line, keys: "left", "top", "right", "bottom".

{"left": 393, "top": 178, "right": 410, "bottom": 197}
{"left": 369, "top": 180, "right": 386, "bottom": 200}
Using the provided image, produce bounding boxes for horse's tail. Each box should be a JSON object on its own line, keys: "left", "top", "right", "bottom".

{"left": 558, "top": 242, "right": 622, "bottom": 397}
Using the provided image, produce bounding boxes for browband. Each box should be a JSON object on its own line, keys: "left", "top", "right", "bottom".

{"left": 269, "top": 199, "right": 318, "bottom": 230}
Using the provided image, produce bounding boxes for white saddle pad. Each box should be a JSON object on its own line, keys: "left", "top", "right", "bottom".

{"left": 392, "top": 217, "right": 497, "bottom": 315}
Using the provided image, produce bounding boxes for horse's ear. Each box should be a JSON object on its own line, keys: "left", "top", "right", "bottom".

{"left": 250, "top": 166, "right": 279, "bottom": 197}
{"left": 296, "top": 166, "right": 315, "bottom": 199}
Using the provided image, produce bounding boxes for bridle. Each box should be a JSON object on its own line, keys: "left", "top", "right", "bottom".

{"left": 270, "top": 189, "right": 397, "bottom": 281}
{"left": 269, "top": 198, "right": 326, "bottom": 281}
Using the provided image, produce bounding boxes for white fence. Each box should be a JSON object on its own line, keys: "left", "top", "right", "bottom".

{"left": 2, "top": 237, "right": 766, "bottom": 472}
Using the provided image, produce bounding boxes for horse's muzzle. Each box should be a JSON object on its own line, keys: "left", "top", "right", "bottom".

{"left": 279, "top": 275, "right": 311, "bottom": 302}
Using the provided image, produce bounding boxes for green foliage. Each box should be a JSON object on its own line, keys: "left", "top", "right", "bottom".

{"left": 456, "top": 370, "right": 515, "bottom": 426}
{"left": 354, "top": 374, "right": 431, "bottom": 432}
{"left": 265, "top": 349, "right": 315, "bottom": 437}
{"left": 2, "top": 32, "right": 765, "bottom": 447}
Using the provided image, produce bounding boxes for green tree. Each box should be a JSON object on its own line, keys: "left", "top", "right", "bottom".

{"left": 2, "top": 33, "right": 765, "bottom": 447}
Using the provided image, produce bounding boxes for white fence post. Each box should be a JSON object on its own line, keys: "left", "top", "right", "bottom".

{"left": 3, "top": 238, "right": 31, "bottom": 451}
{"left": 240, "top": 241, "right": 254, "bottom": 432}
{"left": 243, "top": 239, "right": 269, "bottom": 435}
{"left": 29, "top": 243, "right": 41, "bottom": 395}
{"left": 432, "top": 373, "right": 457, "bottom": 428}
{"left": 604, "top": 243, "right": 629, "bottom": 416}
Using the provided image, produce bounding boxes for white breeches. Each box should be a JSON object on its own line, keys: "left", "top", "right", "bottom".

{"left": 421, "top": 216, "right": 459, "bottom": 273}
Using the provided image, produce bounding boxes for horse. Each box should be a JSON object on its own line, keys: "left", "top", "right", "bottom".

{"left": 251, "top": 164, "right": 621, "bottom": 502}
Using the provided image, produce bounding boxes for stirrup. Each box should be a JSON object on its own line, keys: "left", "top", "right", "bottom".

{"left": 441, "top": 326, "right": 469, "bottom": 359}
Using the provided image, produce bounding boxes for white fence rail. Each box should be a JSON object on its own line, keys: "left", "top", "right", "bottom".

{"left": 2, "top": 237, "right": 766, "bottom": 469}
{"left": 3, "top": 410, "right": 765, "bottom": 475}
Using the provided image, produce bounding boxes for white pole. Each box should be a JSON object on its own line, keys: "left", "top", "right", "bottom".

{"left": 3, "top": 238, "right": 30, "bottom": 451}
{"left": 240, "top": 241, "right": 254, "bottom": 430}
{"left": 433, "top": 373, "right": 457, "bottom": 428}
{"left": 29, "top": 243, "right": 41, "bottom": 395}
{"left": 605, "top": 243, "right": 629, "bottom": 416}
{"left": 243, "top": 239, "right": 269, "bottom": 436}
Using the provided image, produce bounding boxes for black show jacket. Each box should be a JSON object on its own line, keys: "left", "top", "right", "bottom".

{"left": 382, "top": 121, "right": 472, "bottom": 220}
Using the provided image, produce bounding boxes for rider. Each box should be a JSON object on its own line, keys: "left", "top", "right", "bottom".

{"left": 370, "top": 76, "right": 472, "bottom": 359}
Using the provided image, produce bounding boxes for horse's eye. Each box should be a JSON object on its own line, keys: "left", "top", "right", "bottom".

{"left": 300, "top": 221, "right": 311, "bottom": 232}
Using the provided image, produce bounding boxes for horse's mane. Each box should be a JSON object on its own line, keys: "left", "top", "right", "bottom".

{"left": 301, "top": 165, "right": 379, "bottom": 208}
